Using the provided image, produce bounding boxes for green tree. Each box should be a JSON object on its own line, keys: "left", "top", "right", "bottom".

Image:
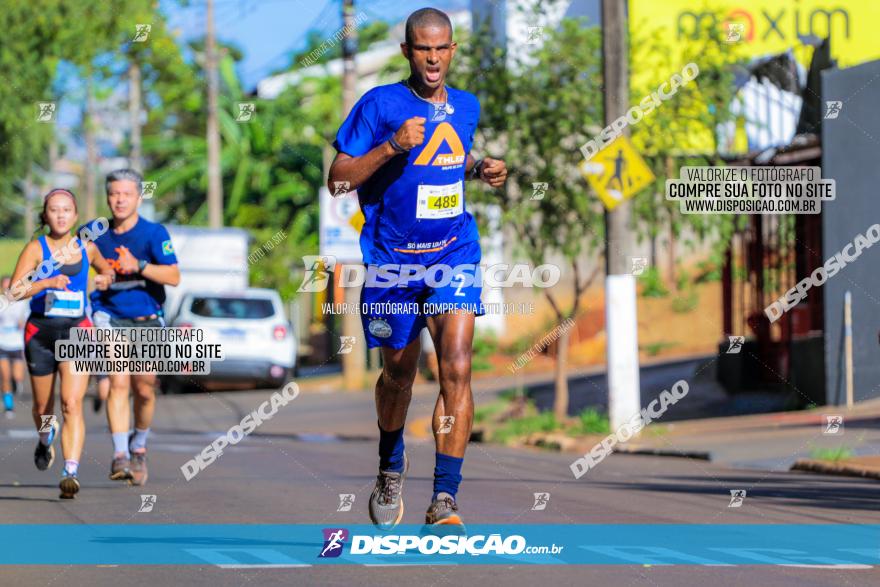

{"left": 143, "top": 52, "right": 329, "bottom": 297}
{"left": 629, "top": 10, "right": 745, "bottom": 288}
{"left": 462, "top": 4, "right": 745, "bottom": 420}
{"left": 461, "top": 15, "right": 605, "bottom": 421}
{"left": 0, "top": 0, "right": 154, "bottom": 235}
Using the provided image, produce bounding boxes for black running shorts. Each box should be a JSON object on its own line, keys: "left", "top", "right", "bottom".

{"left": 24, "top": 314, "right": 93, "bottom": 377}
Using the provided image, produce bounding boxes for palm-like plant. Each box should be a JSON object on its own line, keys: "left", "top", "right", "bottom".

{"left": 143, "top": 53, "right": 341, "bottom": 296}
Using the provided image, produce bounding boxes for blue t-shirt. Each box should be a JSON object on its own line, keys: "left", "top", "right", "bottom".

{"left": 80, "top": 217, "right": 178, "bottom": 318}
{"left": 333, "top": 81, "right": 481, "bottom": 265}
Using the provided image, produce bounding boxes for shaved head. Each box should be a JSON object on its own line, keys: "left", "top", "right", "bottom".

{"left": 405, "top": 7, "right": 452, "bottom": 46}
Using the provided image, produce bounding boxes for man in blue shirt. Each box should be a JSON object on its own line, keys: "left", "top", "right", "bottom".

{"left": 329, "top": 7, "right": 507, "bottom": 531}
{"left": 81, "top": 169, "right": 180, "bottom": 486}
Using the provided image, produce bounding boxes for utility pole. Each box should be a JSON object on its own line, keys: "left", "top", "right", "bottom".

{"left": 24, "top": 170, "right": 34, "bottom": 237}
{"left": 31, "top": 138, "right": 60, "bottom": 236}
{"left": 341, "top": 0, "right": 366, "bottom": 390}
{"left": 84, "top": 76, "right": 98, "bottom": 221}
{"left": 129, "top": 59, "right": 155, "bottom": 219}
{"left": 601, "top": 0, "right": 641, "bottom": 430}
{"left": 129, "top": 61, "right": 142, "bottom": 171}
{"left": 206, "top": 0, "right": 223, "bottom": 228}
{"left": 342, "top": 0, "right": 357, "bottom": 117}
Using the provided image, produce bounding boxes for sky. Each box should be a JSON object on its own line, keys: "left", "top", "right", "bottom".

{"left": 56, "top": 0, "right": 471, "bottom": 156}
{"left": 162, "top": 0, "right": 471, "bottom": 90}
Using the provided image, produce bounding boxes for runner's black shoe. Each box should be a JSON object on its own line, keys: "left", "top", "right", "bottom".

{"left": 34, "top": 419, "right": 59, "bottom": 471}
{"left": 34, "top": 442, "right": 54, "bottom": 471}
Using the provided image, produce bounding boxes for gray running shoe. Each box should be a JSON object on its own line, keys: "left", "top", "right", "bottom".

{"left": 109, "top": 455, "right": 132, "bottom": 481}
{"left": 59, "top": 472, "right": 80, "bottom": 499}
{"left": 425, "top": 492, "right": 465, "bottom": 530}
{"left": 130, "top": 452, "right": 148, "bottom": 486}
{"left": 368, "top": 453, "right": 408, "bottom": 530}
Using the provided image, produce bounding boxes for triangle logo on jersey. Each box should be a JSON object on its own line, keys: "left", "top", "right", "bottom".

{"left": 413, "top": 122, "right": 465, "bottom": 166}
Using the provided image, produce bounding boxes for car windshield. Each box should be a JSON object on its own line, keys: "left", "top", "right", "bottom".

{"left": 189, "top": 296, "right": 275, "bottom": 319}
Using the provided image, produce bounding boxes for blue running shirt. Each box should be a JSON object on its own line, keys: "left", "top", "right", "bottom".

{"left": 80, "top": 217, "right": 178, "bottom": 318}
{"left": 333, "top": 81, "right": 481, "bottom": 265}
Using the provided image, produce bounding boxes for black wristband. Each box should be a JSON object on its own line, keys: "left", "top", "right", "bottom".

{"left": 388, "top": 136, "right": 408, "bottom": 153}
{"left": 470, "top": 158, "right": 484, "bottom": 180}
{"left": 138, "top": 259, "right": 148, "bottom": 273}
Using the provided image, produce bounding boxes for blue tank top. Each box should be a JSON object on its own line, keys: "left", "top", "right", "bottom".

{"left": 29, "top": 236, "right": 90, "bottom": 317}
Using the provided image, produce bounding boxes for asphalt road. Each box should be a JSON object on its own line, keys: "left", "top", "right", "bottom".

{"left": 1, "top": 385, "right": 879, "bottom": 586}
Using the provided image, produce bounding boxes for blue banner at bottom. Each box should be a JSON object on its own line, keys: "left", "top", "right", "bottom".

{"left": 0, "top": 524, "right": 877, "bottom": 565}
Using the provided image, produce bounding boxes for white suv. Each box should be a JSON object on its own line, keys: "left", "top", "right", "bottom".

{"left": 167, "top": 288, "right": 297, "bottom": 391}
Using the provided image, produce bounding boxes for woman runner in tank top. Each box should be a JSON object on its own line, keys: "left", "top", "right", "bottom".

{"left": 6, "top": 189, "right": 115, "bottom": 499}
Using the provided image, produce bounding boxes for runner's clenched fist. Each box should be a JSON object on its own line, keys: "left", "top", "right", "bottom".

{"left": 478, "top": 157, "right": 507, "bottom": 188}
{"left": 392, "top": 117, "right": 426, "bottom": 151}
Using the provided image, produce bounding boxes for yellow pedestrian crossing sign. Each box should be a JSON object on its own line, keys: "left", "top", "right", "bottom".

{"left": 579, "top": 135, "right": 655, "bottom": 210}
{"left": 349, "top": 209, "right": 365, "bottom": 232}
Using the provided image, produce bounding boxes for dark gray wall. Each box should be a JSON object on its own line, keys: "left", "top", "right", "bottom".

{"left": 822, "top": 59, "right": 880, "bottom": 405}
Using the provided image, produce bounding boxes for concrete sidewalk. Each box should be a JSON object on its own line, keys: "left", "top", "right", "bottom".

{"left": 791, "top": 456, "right": 880, "bottom": 480}
{"left": 292, "top": 370, "right": 880, "bottom": 481}
{"left": 560, "top": 400, "right": 880, "bottom": 479}
{"left": 281, "top": 366, "right": 880, "bottom": 480}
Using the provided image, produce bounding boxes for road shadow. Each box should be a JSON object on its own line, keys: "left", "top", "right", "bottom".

{"left": 0, "top": 495, "right": 61, "bottom": 503}
{"left": 590, "top": 472, "right": 880, "bottom": 514}
{"left": 527, "top": 356, "right": 799, "bottom": 421}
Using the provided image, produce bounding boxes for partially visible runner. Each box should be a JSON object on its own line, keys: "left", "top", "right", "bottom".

{"left": 328, "top": 8, "right": 507, "bottom": 531}
{"left": 7, "top": 189, "right": 114, "bottom": 498}
{"left": 91, "top": 373, "right": 110, "bottom": 414}
{"left": 81, "top": 169, "right": 180, "bottom": 486}
{"left": 0, "top": 275, "right": 29, "bottom": 417}
{"left": 86, "top": 296, "right": 110, "bottom": 414}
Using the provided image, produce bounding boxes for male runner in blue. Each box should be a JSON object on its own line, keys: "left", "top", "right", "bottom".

{"left": 329, "top": 7, "right": 507, "bottom": 530}
{"left": 81, "top": 169, "right": 180, "bottom": 486}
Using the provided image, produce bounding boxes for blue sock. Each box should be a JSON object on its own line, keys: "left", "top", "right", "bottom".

{"left": 432, "top": 452, "right": 463, "bottom": 501}
{"left": 112, "top": 432, "right": 130, "bottom": 458}
{"left": 130, "top": 428, "right": 149, "bottom": 453}
{"left": 378, "top": 421, "right": 405, "bottom": 472}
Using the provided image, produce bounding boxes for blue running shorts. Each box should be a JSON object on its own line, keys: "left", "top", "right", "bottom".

{"left": 360, "top": 241, "right": 484, "bottom": 349}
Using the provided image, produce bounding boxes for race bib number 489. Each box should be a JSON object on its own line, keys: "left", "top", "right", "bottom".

{"left": 417, "top": 181, "right": 464, "bottom": 219}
